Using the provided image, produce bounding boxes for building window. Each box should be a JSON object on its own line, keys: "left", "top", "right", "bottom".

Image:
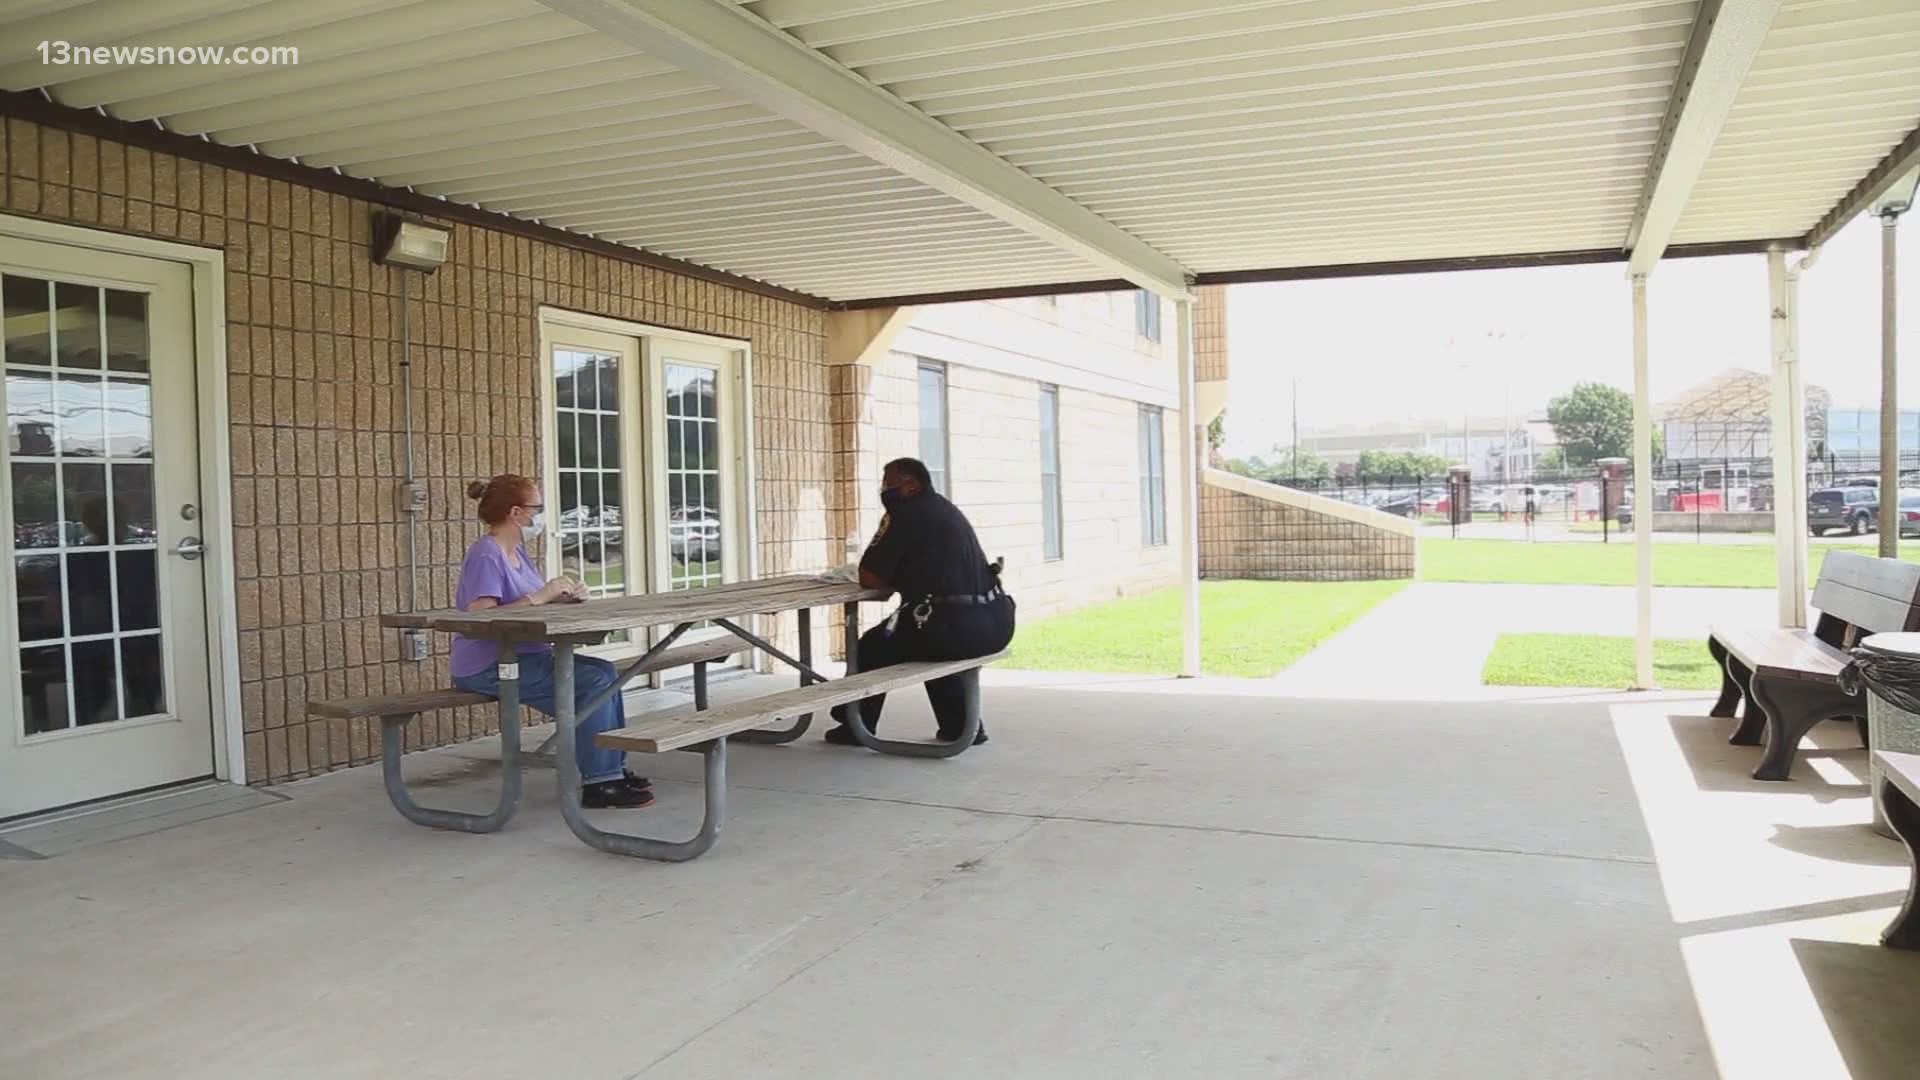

{"left": 918, "top": 361, "right": 949, "bottom": 496}
{"left": 1134, "top": 290, "right": 1161, "bottom": 342}
{"left": 1039, "top": 384, "right": 1063, "bottom": 561}
{"left": 1139, "top": 405, "right": 1166, "bottom": 546}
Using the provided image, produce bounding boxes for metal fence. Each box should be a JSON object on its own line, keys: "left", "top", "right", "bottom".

{"left": 1250, "top": 455, "right": 1920, "bottom": 542}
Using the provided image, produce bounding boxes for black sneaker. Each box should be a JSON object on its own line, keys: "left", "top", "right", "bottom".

{"left": 582, "top": 779, "right": 655, "bottom": 809}
{"left": 940, "top": 727, "right": 990, "bottom": 746}
{"left": 823, "top": 724, "right": 867, "bottom": 746}
{"left": 621, "top": 770, "right": 652, "bottom": 790}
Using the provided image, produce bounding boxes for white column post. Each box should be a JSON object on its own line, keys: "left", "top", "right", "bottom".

{"left": 1882, "top": 213, "right": 1901, "bottom": 559}
{"left": 1175, "top": 297, "right": 1201, "bottom": 679}
{"left": 1632, "top": 273, "right": 1655, "bottom": 688}
{"left": 1768, "top": 249, "right": 1809, "bottom": 627}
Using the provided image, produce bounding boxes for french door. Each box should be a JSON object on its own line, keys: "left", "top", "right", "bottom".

{"left": 0, "top": 238, "right": 214, "bottom": 819}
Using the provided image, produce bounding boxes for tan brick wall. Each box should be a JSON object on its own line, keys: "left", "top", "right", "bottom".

{"left": 1194, "top": 284, "right": 1228, "bottom": 383}
{"left": 2, "top": 116, "right": 832, "bottom": 784}
{"left": 1199, "top": 472, "right": 1415, "bottom": 581}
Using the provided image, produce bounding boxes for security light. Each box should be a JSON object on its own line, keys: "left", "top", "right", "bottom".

{"left": 1872, "top": 169, "right": 1920, "bottom": 219}
{"left": 375, "top": 215, "right": 450, "bottom": 271}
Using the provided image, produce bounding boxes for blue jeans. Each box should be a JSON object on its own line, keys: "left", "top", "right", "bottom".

{"left": 454, "top": 652, "right": 627, "bottom": 784}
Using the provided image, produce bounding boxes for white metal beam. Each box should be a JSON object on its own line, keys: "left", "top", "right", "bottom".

{"left": 1625, "top": 0, "right": 1783, "bottom": 273}
{"left": 1767, "top": 248, "right": 1808, "bottom": 627}
{"left": 1632, "top": 272, "right": 1655, "bottom": 688}
{"left": 1175, "top": 298, "right": 1201, "bottom": 679}
{"left": 535, "top": 0, "right": 1191, "bottom": 299}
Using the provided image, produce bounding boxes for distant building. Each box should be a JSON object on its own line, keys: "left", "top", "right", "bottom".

{"left": 1658, "top": 369, "right": 1831, "bottom": 464}
{"left": 1301, "top": 416, "right": 1549, "bottom": 480}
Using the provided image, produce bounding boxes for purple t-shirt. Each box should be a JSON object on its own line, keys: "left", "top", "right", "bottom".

{"left": 449, "top": 537, "right": 552, "bottom": 678}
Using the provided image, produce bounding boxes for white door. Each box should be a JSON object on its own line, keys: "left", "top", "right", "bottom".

{"left": 0, "top": 238, "right": 214, "bottom": 819}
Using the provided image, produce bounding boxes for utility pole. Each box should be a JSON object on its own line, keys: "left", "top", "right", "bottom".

{"left": 1872, "top": 170, "right": 1920, "bottom": 558}
{"left": 1291, "top": 375, "right": 1300, "bottom": 482}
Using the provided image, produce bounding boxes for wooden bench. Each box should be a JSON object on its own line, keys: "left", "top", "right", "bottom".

{"left": 1874, "top": 749, "right": 1920, "bottom": 949}
{"left": 574, "top": 650, "right": 1006, "bottom": 861}
{"left": 306, "top": 637, "right": 748, "bottom": 834}
{"left": 1708, "top": 552, "right": 1920, "bottom": 781}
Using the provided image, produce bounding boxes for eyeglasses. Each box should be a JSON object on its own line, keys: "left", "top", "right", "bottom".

{"left": 519, "top": 504, "right": 545, "bottom": 513}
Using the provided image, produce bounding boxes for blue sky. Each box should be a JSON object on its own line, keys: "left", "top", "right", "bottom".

{"left": 1223, "top": 210, "right": 1920, "bottom": 456}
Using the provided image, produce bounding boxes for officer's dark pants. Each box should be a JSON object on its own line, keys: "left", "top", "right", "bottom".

{"left": 831, "top": 596, "right": 1016, "bottom": 738}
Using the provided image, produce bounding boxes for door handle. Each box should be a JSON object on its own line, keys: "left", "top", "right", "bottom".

{"left": 173, "top": 536, "right": 205, "bottom": 561}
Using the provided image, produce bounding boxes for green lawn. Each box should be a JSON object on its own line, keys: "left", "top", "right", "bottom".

{"left": 1420, "top": 537, "right": 1919, "bottom": 588}
{"left": 1005, "top": 579, "right": 1405, "bottom": 677}
{"left": 1481, "top": 633, "right": 1721, "bottom": 690}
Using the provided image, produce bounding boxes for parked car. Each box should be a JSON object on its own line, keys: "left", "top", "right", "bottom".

{"left": 1616, "top": 500, "right": 1633, "bottom": 529}
{"left": 1809, "top": 486, "right": 1878, "bottom": 536}
{"left": 1899, "top": 490, "right": 1920, "bottom": 539}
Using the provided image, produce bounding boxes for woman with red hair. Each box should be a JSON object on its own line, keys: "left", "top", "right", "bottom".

{"left": 450, "top": 474, "right": 652, "bottom": 809}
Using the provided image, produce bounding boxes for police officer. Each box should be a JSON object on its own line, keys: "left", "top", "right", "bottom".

{"left": 827, "top": 457, "right": 1016, "bottom": 745}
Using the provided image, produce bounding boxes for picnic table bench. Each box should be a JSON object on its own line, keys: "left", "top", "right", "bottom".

{"left": 1707, "top": 551, "right": 1920, "bottom": 781}
{"left": 308, "top": 574, "right": 1003, "bottom": 862}
{"left": 1874, "top": 749, "right": 1920, "bottom": 949}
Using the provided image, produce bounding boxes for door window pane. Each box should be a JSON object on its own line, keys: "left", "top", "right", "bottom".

{"left": 6, "top": 274, "right": 168, "bottom": 735}
{"left": 20, "top": 645, "right": 67, "bottom": 735}
{"left": 4, "top": 275, "right": 52, "bottom": 366}
{"left": 55, "top": 282, "right": 102, "bottom": 369}
{"left": 105, "top": 289, "right": 149, "bottom": 373}
{"left": 665, "top": 362, "right": 723, "bottom": 590}
{"left": 553, "top": 349, "right": 624, "bottom": 600}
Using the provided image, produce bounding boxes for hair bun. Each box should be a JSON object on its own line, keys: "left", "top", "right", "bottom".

{"left": 465, "top": 479, "right": 489, "bottom": 500}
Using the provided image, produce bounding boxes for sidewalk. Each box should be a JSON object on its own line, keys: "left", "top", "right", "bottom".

{"left": 1270, "top": 582, "right": 1776, "bottom": 700}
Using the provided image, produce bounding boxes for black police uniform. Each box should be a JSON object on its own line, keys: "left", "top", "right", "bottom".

{"left": 830, "top": 489, "right": 1016, "bottom": 739}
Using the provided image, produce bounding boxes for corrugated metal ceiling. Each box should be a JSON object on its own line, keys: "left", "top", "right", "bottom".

{"left": 2, "top": 0, "right": 1916, "bottom": 302}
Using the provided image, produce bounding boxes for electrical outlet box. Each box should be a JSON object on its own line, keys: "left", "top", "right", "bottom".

{"left": 401, "top": 628, "right": 431, "bottom": 663}
{"left": 397, "top": 480, "right": 428, "bottom": 515}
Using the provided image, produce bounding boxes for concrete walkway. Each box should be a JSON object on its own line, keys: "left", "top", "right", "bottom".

{"left": 1272, "top": 582, "right": 1776, "bottom": 700}
{"left": 2, "top": 677, "right": 1712, "bottom": 1079}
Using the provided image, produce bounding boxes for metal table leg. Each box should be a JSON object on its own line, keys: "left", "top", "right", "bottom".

{"left": 379, "top": 643, "right": 524, "bottom": 833}
{"left": 552, "top": 643, "right": 726, "bottom": 861}
{"left": 835, "top": 600, "right": 981, "bottom": 759}
{"left": 731, "top": 605, "right": 816, "bottom": 744}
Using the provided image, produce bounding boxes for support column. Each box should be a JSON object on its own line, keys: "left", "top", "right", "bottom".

{"left": 1176, "top": 297, "right": 1201, "bottom": 679}
{"left": 1883, "top": 214, "right": 1901, "bottom": 559}
{"left": 1768, "top": 249, "right": 1809, "bottom": 627}
{"left": 1632, "top": 273, "right": 1655, "bottom": 688}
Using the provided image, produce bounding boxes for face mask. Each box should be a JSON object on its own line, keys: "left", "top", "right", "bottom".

{"left": 520, "top": 510, "right": 545, "bottom": 541}
{"left": 879, "top": 486, "right": 905, "bottom": 509}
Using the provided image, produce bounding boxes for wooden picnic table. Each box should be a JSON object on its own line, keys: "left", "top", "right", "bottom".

{"left": 374, "top": 573, "right": 994, "bottom": 861}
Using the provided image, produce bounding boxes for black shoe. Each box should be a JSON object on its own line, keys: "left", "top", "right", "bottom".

{"left": 824, "top": 724, "right": 867, "bottom": 746}
{"left": 621, "top": 770, "right": 652, "bottom": 790}
{"left": 940, "top": 727, "right": 989, "bottom": 746}
{"left": 582, "top": 779, "right": 655, "bottom": 809}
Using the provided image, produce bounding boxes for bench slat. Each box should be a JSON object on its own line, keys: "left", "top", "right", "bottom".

{"left": 599, "top": 651, "right": 1007, "bottom": 753}
{"left": 1812, "top": 551, "right": 1920, "bottom": 632}
{"left": 1713, "top": 623, "right": 1850, "bottom": 683}
{"left": 1877, "top": 750, "right": 1920, "bottom": 805}
{"left": 306, "top": 638, "right": 749, "bottom": 720}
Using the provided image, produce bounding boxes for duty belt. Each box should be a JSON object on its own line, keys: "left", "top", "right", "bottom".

{"left": 923, "top": 586, "right": 1005, "bottom": 605}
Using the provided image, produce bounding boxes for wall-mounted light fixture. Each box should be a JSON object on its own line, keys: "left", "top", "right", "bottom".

{"left": 375, "top": 214, "right": 450, "bottom": 272}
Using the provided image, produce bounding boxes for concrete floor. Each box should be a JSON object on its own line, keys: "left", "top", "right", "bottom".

{"left": 1, "top": 675, "right": 1913, "bottom": 1079}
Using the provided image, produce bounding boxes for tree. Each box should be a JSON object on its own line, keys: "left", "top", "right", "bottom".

{"left": 1206, "top": 410, "right": 1226, "bottom": 451}
{"left": 1356, "top": 449, "right": 1450, "bottom": 480}
{"left": 1547, "top": 382, "right": 1635, "bottom": 466}
{"left": 1222, "top": 445, "right": 1329, "bottom": 484}
{"left": 1534, "top": 446, "right": 1567, "bottom": 473}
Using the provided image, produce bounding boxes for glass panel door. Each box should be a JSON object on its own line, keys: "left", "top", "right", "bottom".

{"left": 1, "top": 239, "right": 213, "bottom": 820}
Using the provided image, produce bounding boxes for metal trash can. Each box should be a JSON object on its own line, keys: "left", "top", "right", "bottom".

{"left": 1855, "top": 632, "right": 1920, "bottom": 839}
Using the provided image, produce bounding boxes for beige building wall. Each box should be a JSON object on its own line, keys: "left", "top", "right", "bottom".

{"left": 855, "top": 292, "right": 1185, "bottom": 621}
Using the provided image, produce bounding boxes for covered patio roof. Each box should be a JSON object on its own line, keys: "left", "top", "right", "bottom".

{"left": 4, "top": 0, "right": 1916, "bottom": 305}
